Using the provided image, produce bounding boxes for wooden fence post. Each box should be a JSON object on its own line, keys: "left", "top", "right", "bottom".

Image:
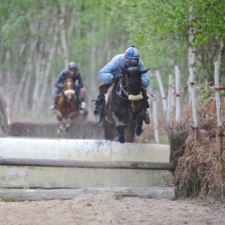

{"left": 171, "top": 77, "right": 175, "bottom": 115}
{"left": 166, "top": 75, "right": 172, "bottom": 121}
{"left": 189, "top": 67, "right": 199, "bottom": 142}
{"left": 156, "top": 71, "right": 167, "bottom": 111}
{"left": 215, "top": 61, "right": 223, "bottom": 156}
{"left": 175, "top": 66, "right": 181, "bottom": 121}
{"left": 214, "top": 63, "right": 223, "bottom": 153}
{"left": 214, "top": 61, "right": 223, "bottom": 197}
{"left": 152, "top": 100, "right": 159, "bottom": 143}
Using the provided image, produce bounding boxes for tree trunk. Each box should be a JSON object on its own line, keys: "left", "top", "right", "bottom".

{"left": 4, "top": 50, "right": 11, "bottom": 124}
{"left": 218, "top": 41, "right": 224, "bottom": 84}
{"left": 67, "top": 8, "right": 76, "bottom": 45}
{"left": 32, "top": 44, "right": 43, "bottom": 118}
{"left": 23, "top": 60, "right": 33, "bottom": 112}
{"left": 31, "top": 11, "right": 54, "bottom": 118}
{"left": 0, "top": 40, "right": 5, "bottom": 82}
{"left": 14, "top": 19, "right": 39, "bottom": 112}
{"left": 36, "top": 17, "right": 58, "bottom": 119}
{"left": 59, "top": 4, "right": 69, "bottom": 68}
{"left": 218, "top": 41, "right": 224, "bottom": 65}
{"left": 188, "top": 6, "right": 195, "bottom": 106}
{"left": 5, "top": 50, "right": 11, "bottom": 89}
{"left": 88, "top": 25, "right": 98, "bottom": 112}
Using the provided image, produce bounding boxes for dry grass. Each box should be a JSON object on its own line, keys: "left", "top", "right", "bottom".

{"left": 165, "top": 97, "right": 225, "bottom": 199}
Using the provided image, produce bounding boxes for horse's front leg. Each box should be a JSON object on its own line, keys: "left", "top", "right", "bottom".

{"left": 56, "top": 110, "right": 63, "bottom": 134}
{"left": 65, "top": 111, "right": 77, "bottom": 132}
{"left": 111, "top": 112, "right": 126, "bottom": 144}
{"left": 135, "top": 111, "right": 145, "bottom": 136}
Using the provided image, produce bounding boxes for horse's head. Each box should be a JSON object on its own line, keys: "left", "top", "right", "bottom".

{"left": 63, "top": 78, "right": 75, "bottom": 103}
{"left": 120, "top": 59, "right": 150, "bottom": 98}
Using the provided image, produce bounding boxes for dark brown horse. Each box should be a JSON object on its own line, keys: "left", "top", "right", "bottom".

{"left": 102, "top": 59, "right": 149, "bottom": 143}
{"left": 55, "top": 77, "right": 79, "bottom": 134}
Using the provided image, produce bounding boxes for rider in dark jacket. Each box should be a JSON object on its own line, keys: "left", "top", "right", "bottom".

{"left": 50, "top": 62, "right": 84, "bottom": 110}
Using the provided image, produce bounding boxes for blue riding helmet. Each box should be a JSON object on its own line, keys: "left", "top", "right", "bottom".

{"left": 124, "top": 44, "right": 140, "bottom": 59}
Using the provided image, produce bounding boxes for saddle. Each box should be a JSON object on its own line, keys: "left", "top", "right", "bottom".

{"left": 99, "top": 83, "right": 111, "bottom": 95}
{"left": 98, "top": 83, "right": 114, "bottom": 104}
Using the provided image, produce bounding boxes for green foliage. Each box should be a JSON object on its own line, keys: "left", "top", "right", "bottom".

{"left": 196, "top": 82, "right": 214, "bottom": 102}
{"left": 159, "top": 133, "right": 169, "bottom": 144}
{"left": 197, "top": 82, "right": 225, "bottom": 103}
{"left": 116, "top": 0, "right": 225, "bottom": 45}
{"left": 0, "top": 0, "right": 225, "bottom": 118}
{"left": 107, "top": 0, "right": 225, "bottom": 85}
{"left": 23, "top": 186, "right": 29, "bottom": 190}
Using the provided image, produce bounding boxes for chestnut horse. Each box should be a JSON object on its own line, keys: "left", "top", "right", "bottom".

{"left": 102, "top": 58, "right": 149, "bottom": 143}
{"left": 55, "top": 78, "right": 79, "bottom": 134}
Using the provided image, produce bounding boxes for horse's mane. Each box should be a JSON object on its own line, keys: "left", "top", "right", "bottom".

{"left": 122, "top": 58, "right": 138, "bottom": 69}
{"left": 65, "top": 77, "right": 73, "bottom": 82}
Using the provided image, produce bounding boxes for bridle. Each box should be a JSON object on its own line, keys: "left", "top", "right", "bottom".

{"left": 116, "top": 78, "right": 143, "bottom": 101}
{"left": 63, "top": 79, "right": 76, "bottom": 103}
{"left": 116, "top": 80, "right": 129, "bottom": 100}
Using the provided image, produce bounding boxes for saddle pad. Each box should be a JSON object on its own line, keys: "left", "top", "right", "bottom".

{"left": 105, "top": 84, "right": 115, "bottom": 104}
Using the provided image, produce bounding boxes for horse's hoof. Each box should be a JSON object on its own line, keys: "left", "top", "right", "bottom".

{"left": 65, "top": 126, "right": 70, "bottom": 132}
{"left": 135, "top": 127, "right": 143, "bottom": 136}
{"left": 135, "top": 122, "right": 143, "bottom": 136}
{"left": 118, "top": 134, "right": 125, "bottom": 144}
{"left": 144, "top": 111, "right": 150, "bottom": 124}
{"left": 57, "top": 128, "right": 63, "bottom": 135}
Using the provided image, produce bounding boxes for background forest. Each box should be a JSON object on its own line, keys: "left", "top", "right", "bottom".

{"left": 0, "top": 0, "right": 224, "bottom": 121}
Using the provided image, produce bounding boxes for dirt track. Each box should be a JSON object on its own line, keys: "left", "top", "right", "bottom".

{"left": 0, "top": 193, "right": 224, "bottom": 225}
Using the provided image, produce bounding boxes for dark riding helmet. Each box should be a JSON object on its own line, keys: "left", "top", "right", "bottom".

{"left": 124, "top": 44, "right": 140, "bottom": 59}
{"left": 68, "top": 62, "right": 78, "bottom": 71}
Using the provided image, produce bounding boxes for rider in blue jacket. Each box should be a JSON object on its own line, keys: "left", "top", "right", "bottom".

{"left": 94, "top": 44, "right": 150, "bottom": 124}
{"left": 50, "top": 62, "right": 84, "bottom": 110}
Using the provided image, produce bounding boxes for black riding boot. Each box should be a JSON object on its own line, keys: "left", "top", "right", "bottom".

{"left": 94, "top": 107, "right": 103, "bottom": 124}
{"left": 76, "top": 95, "right": 82, "bottom": 110}
{"left": 50, "top": 99, "right": 58, "bottom": 110}
{"left": 93, "top": 95, "right": 105, "bottom": 124}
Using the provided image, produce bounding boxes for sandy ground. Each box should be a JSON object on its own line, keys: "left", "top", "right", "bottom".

{"left": 0, "top": 194, "right": 225, "bottom": 225}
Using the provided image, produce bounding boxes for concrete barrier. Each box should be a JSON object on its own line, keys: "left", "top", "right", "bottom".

{"left": 0, "top": 138, "right": 174, "bottom": 199}
{"left": 0, "top": 165, "right": 173, "bottom": 188}
{"left": 0, "top": 187, "right": 176, "bottom": 201}
{"left": 0, "top": 138, "right": 170, "bottom": 163}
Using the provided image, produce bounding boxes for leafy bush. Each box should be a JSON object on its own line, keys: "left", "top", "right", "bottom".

{"left": 197, "top": 82, "right": 225, "bottom": 103}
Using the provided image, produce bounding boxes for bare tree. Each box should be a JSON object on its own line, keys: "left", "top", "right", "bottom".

{"left": 188, "top": 6, "right": 195, "bottom": 106}
{"left": 37, "top": 16, "right": 59, "bottom": 119}
{"left": 59, "top": 4, "right": 69, "bottom": 67}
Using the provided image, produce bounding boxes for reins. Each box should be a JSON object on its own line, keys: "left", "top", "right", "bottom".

{"left": 116, "top": 81, "right": 130, "bottom": 101}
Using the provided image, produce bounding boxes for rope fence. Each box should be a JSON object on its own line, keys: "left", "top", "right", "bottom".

{"left": 148, "top": 62, "right": 224, "bottom": 166}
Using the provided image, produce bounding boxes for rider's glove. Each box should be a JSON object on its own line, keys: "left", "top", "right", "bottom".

{"left": 112, "top": 74, "right": 122, "bottom": 83}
